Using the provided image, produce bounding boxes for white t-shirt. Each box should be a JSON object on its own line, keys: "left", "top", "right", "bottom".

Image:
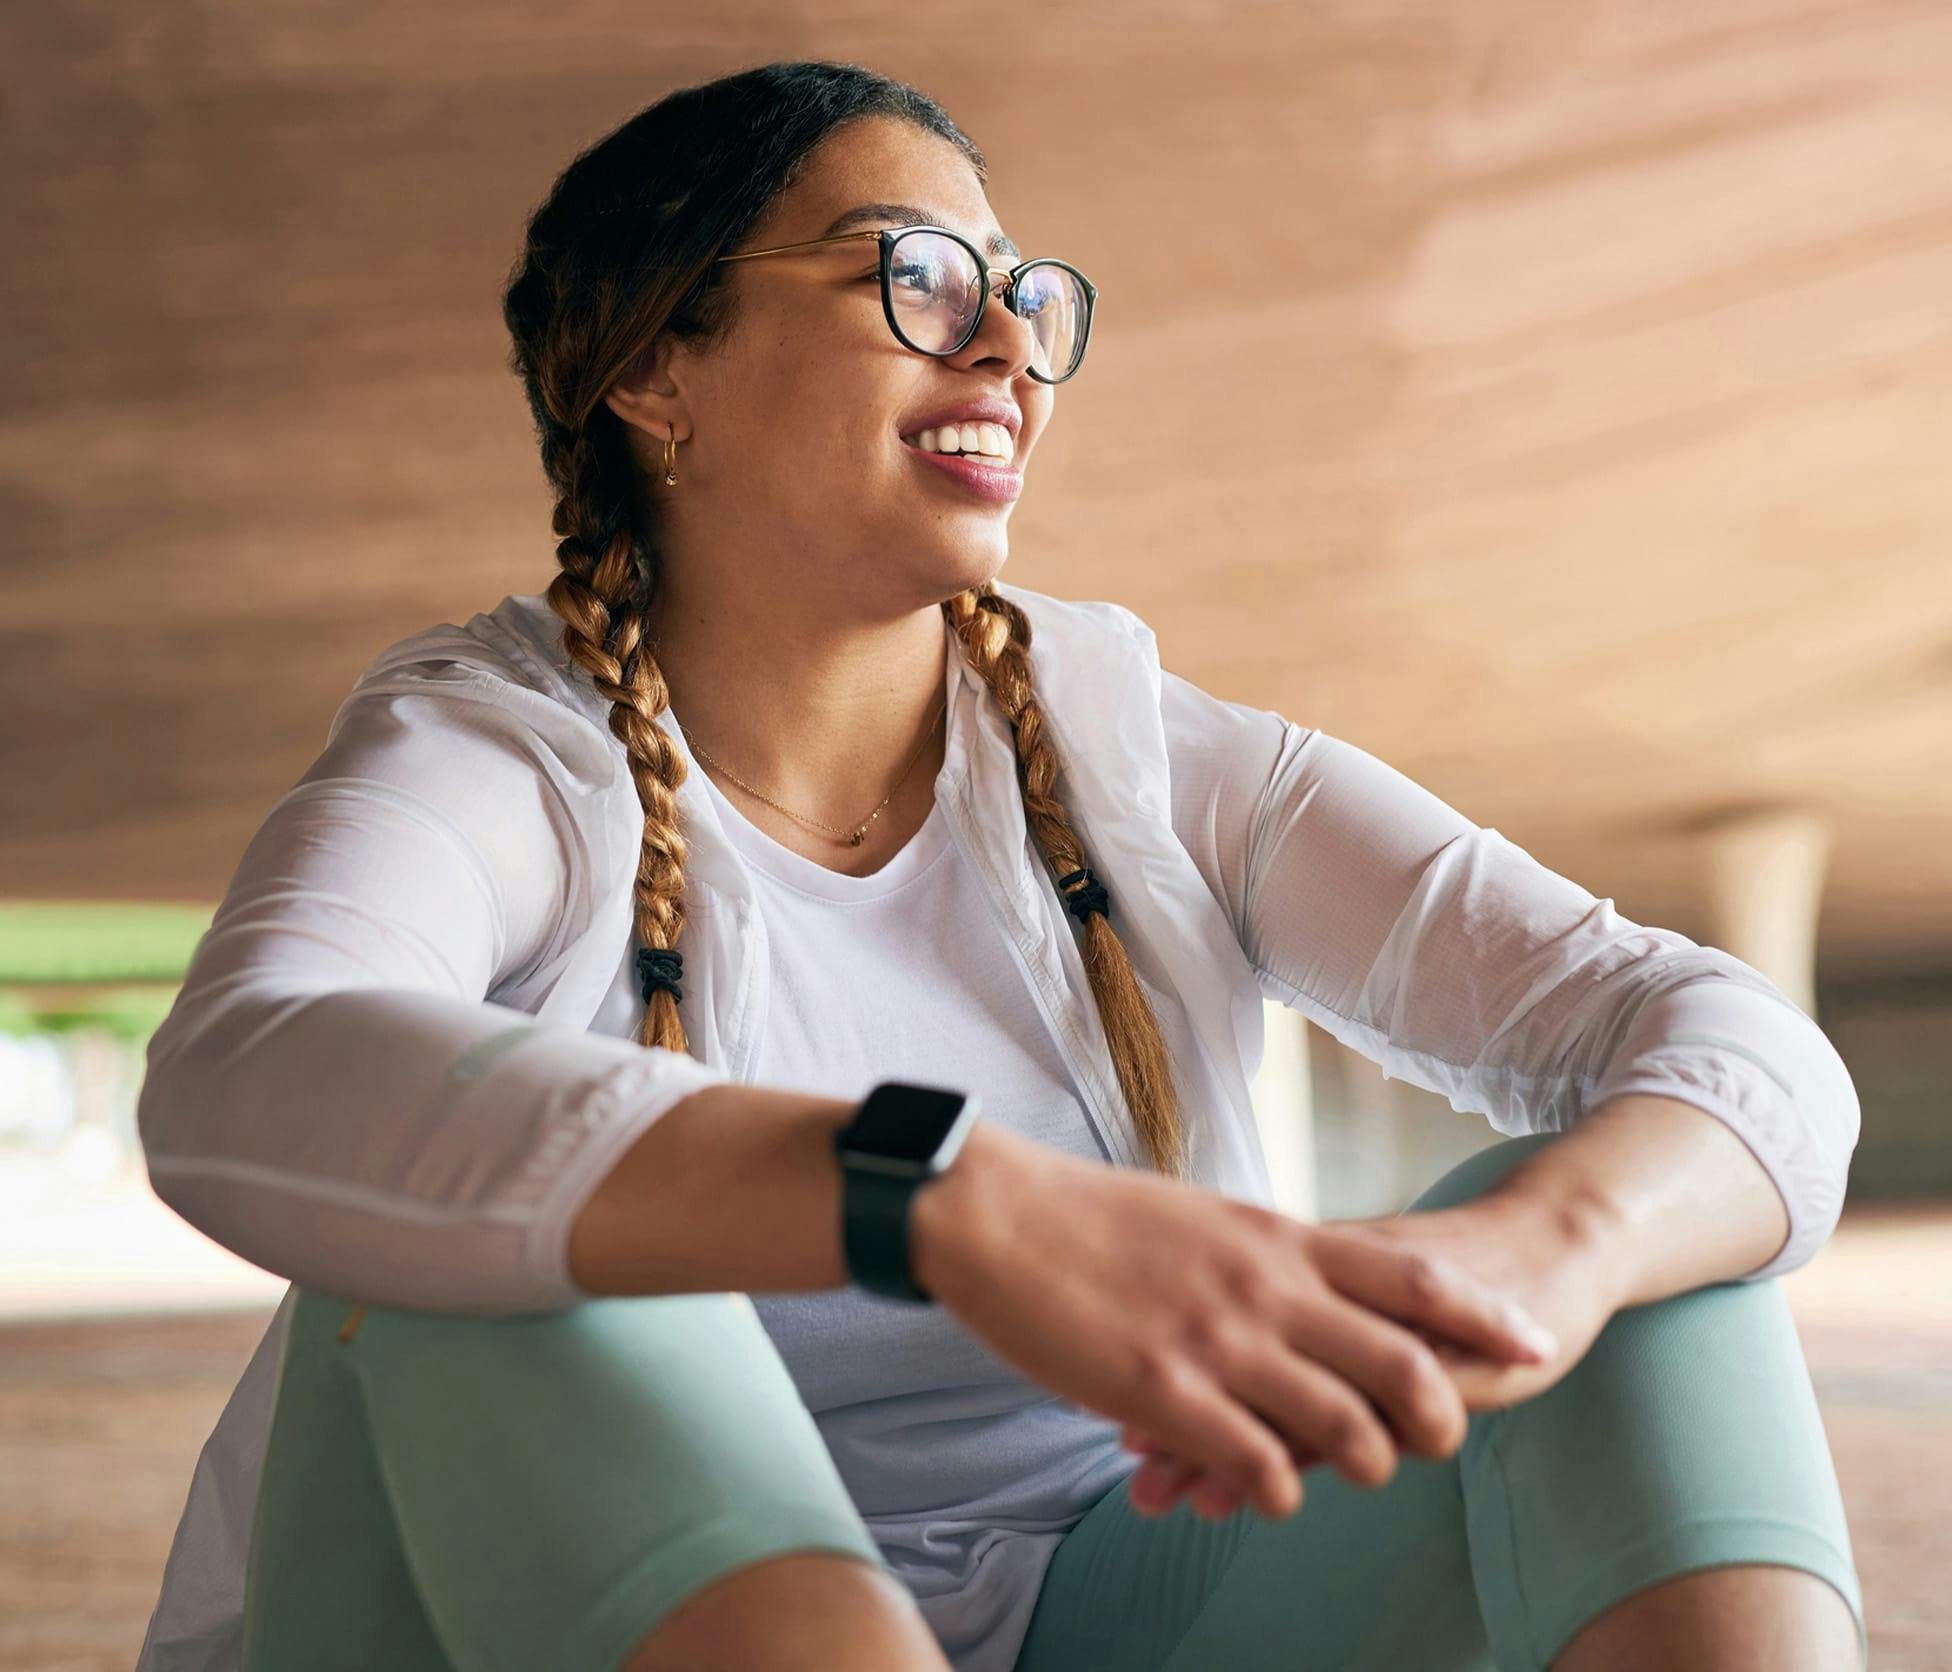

{"left": 670, "top": 742, "right": 1135, "bottom": 1672}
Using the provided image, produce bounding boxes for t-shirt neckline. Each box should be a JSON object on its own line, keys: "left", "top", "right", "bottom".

{"left": 695, "top": 765, "right": 955, "bottom": 901}
{"left": 665, "top": 615, "right": 965, "bottom": 902}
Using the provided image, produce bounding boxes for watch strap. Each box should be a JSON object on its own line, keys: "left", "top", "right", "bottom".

{"left": 833, "top": 1081, "right": 979, "bottom": 1304}
{"left": 839, "top": 1163, "right": 935, "bottom": 1303}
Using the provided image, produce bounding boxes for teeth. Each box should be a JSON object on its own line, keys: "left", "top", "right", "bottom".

{"left": 905, "top": 420, "right": 1013, "bottom": 462}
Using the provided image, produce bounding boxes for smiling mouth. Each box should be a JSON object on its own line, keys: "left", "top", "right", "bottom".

{"left": 898, "top": 437, "right": 1025, "bottom": 502}
{"left": 897, "top": 422, "right": 1017, "bottom": 467}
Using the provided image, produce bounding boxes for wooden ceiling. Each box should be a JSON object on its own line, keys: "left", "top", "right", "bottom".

{"left": 3, "top": 2, "right": 1947, "bottom": 976}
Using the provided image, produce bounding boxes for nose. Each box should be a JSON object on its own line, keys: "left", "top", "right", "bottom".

{"left": 947, "top": 266, "right": 1040, "bottom": 384}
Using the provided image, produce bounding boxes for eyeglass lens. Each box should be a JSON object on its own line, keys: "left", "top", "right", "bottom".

{"left": 887, "top": 229, "right": 1089, "bottom": 381}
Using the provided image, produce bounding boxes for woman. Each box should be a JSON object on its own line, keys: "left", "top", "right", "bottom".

{"left": 136, "top": 60, "right": 1868, "bottom": 1672}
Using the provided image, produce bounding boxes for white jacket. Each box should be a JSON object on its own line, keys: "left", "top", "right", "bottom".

{"left": 133, "top": 580, "right": 1859, "bottom": 1670}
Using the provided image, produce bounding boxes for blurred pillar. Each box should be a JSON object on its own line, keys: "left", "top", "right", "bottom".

{"left": 1697, "top": 805, "right": 1836, "bottom": 1017}
{"left": 1250, "top": 999, "right": 1318, "bottom": 1220}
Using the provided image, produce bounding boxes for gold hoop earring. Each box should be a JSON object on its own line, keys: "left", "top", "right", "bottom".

{"left": 662, "top": 429, "right": 678, "bottom": 487}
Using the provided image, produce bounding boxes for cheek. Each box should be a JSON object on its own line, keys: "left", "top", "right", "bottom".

{"left": 773, "top": 426, "right": 904, "bottom": 498}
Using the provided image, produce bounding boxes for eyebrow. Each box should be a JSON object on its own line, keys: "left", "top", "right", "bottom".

{"left": 820, "top": 202, "right": 1022, "bottom": 266}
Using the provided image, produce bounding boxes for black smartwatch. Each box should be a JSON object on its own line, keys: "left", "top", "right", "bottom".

{"left": 833, "top": 1080, "right": 983, "bottom": 1303}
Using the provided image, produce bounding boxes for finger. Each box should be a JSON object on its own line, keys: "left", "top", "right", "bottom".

{"left": 1415, "top": 1330, "right": 1546, "bottom": 1413}
{"left": 1222, "top": 1346, "right": 1402, "bottom": 1490}
{"left": 1422, "top": 1331, "right": 1496, "bottom": 1368}
{"left": 1129, "top": 1455, "right": 1202, "bottom": 1516}
{"left": 1189, "top": 1472, "right": 1250, "bottom": 1519}
{"left": 1142, "top": 1439, "right": 1329, "bottom": 1481}
{"left": 1139, "top": 1435, "right": 1330, "bottom": 1499}
{"left": 1282, "top": 1298, "right": 1472, "bottom": 1461}
{"left": 1313, "top": 1235, "right": 1559, "bottom": 1364}
{"left": 1127, "top": 1353, "right": 1303, "bottom": 1518}
{"left": 1141, "top": 1457, "right": 1253, "bottom": 1521}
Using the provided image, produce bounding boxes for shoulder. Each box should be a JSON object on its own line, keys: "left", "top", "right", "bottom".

{"left": 337, "top": 593, "right": 592, "bottom": 711}
{"left": 324, "top": 592, "right": 625, "bottom": 790}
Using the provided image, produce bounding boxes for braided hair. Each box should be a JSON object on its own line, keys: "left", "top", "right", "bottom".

{"left": 499, "top": 60, "right": 1185, "bottom": 1180}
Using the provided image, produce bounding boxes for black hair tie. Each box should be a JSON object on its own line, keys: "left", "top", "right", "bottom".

{"left": 1058, "top": 866, "right": 1111, "bottom": 924}
{"left": 636, "top": 945, "right": 684, "bottom": 1005}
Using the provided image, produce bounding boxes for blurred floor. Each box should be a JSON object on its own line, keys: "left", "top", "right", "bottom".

{"left": 1, "top": 1203, "right": 1946, "bottom": 1672}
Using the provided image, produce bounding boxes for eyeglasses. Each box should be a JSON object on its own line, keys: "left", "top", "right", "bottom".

{"left": 716, "top": 224, "right": 1097, "bottom": 385}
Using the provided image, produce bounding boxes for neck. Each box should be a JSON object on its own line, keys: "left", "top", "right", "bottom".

{"left": 643, "top": 575, "right": 954, "bottom": 829}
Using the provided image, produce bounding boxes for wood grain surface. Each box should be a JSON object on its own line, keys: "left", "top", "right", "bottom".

{"left": 2, "top": 2, "right": 1946, "bottom": 969}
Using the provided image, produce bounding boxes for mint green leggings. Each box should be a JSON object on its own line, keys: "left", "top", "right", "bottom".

{"left": 241, "top": 1133, "right": 1868, "bottom": 1670}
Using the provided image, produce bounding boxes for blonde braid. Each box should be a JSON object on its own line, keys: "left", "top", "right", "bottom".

{"left": 540, "top": 426, "right": 693, "bottom": 1055}
{"left": 941, "top": 584, "right": 1187, "bottom": 1179}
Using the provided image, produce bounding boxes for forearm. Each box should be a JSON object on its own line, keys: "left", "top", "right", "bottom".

{"left": 142, "top": 982, "right": 730, "bottom": 1312}
{"left": 568, "top": 1083, "right": 865, "bottom": 1295}
{"left": 571, "top": 1090, "right": 1034, "bottom": 1300}
{"left": 1491, "top": 1092, "right": 1793, "bottom": 1309}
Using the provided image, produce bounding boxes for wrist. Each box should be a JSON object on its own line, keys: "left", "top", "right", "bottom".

{"left": 908, "top": 1119, "right": 1026, "bottom": 1302}
{"left": 1478, "top": 1164, "right": 1635, "bottom": 1303}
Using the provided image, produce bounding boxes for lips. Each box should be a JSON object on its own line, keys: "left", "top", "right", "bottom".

{"left": 902, "top": 442, "right": 1023, "bottom": 504}
{"left": 896, "top": 396, "right": 1022, "bottom": 445}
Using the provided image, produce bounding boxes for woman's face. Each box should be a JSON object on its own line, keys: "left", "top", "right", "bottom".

{"left": 610, "top": 114, "right": 1058, "bottom": 619}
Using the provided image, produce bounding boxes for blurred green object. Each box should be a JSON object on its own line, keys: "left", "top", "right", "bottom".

{"left": 0, "top": 901, "right": 214, "bottom": 983}
{"left": 7, "top": 985, "right": 182, "bottom": 1042}
{"left": 0, "top": 901, "right": 214, "bottom": 1039}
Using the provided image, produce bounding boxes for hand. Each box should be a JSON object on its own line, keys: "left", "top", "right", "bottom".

{"left": 909, "top": 1125, "right": 1570, "bottom": 1521}
{"left": 1118, "top": 1180, "right": 1631, "bottom": 1518}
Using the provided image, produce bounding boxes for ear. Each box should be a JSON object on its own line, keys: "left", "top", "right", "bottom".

{"left": 602, "top": 333, "right": 691, "bottom": 445}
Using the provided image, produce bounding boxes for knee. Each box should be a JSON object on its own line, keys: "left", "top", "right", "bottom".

{"left": 1404, "top": 1131, "right": 1563, "bottom": 1216}
{"left": 306, "top": 1287, "right": 775, "bottom": 1414}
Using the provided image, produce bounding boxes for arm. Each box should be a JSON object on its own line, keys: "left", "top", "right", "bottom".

{"left": 1159, "top": 668, "right": 1860, "bottom": 1285}
{"left": 138, "top": 664, "right": 731, "bottom": 1313}
{"left": 567, "top": 1083, "right": 1033, "bottom": 1296}
{"left": 1491, "top": 1090, "right": 1794, "bottom": 1307}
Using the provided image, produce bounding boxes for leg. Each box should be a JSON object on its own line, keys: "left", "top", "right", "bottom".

{"left": 1380, "top": 1133, "right": 1868, "bottom": 1672}
{"left": 619, "top": 1550, "right": 943, "bottom": 1671}
{"left": 1550, "top": 1562, "right": 1864, "bottom": 1671}
{"left": 244, "top": 1285, "right": 944, "bottom": 1671}
{"left": 1013, "top": 1132, "right": 1869, "bottom": 1672}
{"left": 1014, "top": 1422, "right": 1497, "bottom": 1672}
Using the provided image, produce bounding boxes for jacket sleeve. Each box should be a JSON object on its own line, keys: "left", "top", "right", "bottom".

{"left": 1159, "top": 666, "right": 1859, "bottom": 1282}
{"left": 137, "top": 661, "right": 729, "bottom": 1314}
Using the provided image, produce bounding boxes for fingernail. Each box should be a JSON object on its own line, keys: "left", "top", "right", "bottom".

{"left": 1510, "top": 1315, "right": 1558, "bottom": 1359}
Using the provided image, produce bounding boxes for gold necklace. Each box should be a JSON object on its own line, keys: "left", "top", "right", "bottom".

{"left": 680, "top": 698, "right": 947, "bottom": 848}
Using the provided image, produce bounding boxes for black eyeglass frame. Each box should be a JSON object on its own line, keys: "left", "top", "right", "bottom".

{"left": 716, "top": 224, "right": 1098, "bottom": 385}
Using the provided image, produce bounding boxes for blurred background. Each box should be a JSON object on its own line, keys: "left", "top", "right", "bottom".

{"left": 3, "top": 3, "right": 1949, "bottom": 1668}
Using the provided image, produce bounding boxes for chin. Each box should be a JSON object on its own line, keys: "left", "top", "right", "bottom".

{"left": 938, "top": 538, "right": 1009, "bottom": 600}
{"left": 881, "top": 519, "right": 1002, "bottom": 600}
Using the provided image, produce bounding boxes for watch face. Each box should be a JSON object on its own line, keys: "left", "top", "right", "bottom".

{"left": 847, "top": 1083, "right": 972, "bottom": 1163}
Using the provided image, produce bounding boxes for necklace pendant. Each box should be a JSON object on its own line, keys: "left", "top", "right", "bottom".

{"left": 848, "top": 829, "right": 865, "bottom": 847}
